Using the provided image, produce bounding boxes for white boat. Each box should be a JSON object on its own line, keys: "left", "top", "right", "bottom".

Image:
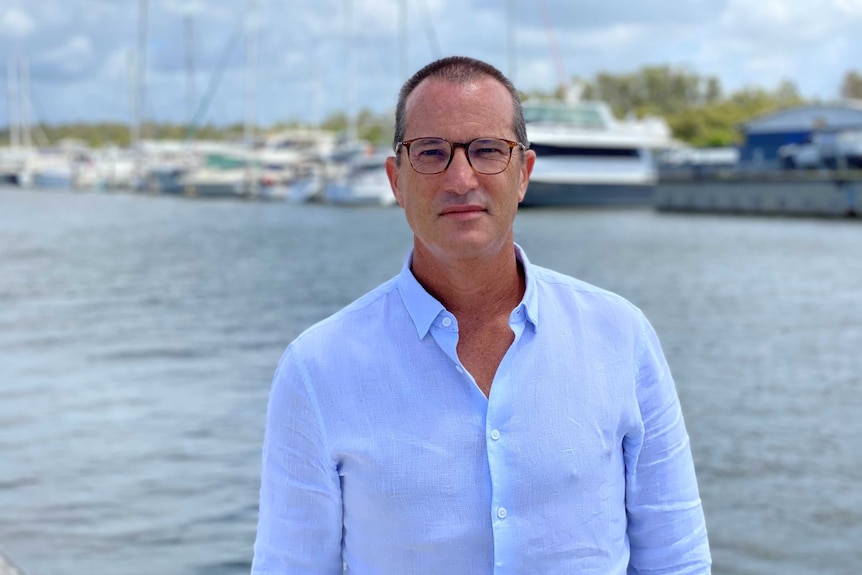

{"left": 19, "top": 147, "right": 81, "bottom": 189}
{"left": 76, "top": 146, "right": 139, "bottom": 190}
{"left": 0, "top": 147, "right": 31, "bottom": 186}
{"left": 324, "top": 151, "right": 395, "bottom": 207}
{"left": 179, "top": 166, "right": 247, "bottom": 198}
{"left": 255, "top": 129, "right": 340, "bottom": 200}
{"left": 288, "top": 161, "right": 329, "bottom": 203}
{"left": 522, "top": 97, "right": 674, "bottom": 207}
{"left": 174, "top": 143, "right": 259, "bottom": 198}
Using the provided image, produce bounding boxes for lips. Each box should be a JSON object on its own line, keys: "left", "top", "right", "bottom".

{"left": 440, "top": 204, "right": 486, "bottom": 216}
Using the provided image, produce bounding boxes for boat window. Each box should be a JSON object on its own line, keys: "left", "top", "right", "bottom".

{"left": 530, "top": 143, "right": 640, "bottom": 158}
{"left": 523, "top": 104, "right": 608, "bottom": 129}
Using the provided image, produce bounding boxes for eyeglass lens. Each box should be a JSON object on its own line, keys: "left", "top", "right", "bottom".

{"left": 408, "top": 138, "right": 514, "bottom": 174}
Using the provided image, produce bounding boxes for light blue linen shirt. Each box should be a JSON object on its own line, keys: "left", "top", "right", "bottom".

{"left": 252, "top": 246, "right": 710, "bottom": 574}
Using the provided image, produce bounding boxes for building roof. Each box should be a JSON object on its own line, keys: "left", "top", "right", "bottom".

{"left": 742, "top": 100, "right": 862, "bottom": 134}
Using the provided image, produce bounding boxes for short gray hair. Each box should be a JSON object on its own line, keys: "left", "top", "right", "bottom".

{"left": 392, "top": 56, "right": 529, "bottom": 153}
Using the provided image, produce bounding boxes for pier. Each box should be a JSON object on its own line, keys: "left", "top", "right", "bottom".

{"left": 656, "top": 169, "right": 862, "bottom": 217}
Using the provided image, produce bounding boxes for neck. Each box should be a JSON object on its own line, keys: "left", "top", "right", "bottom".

{"left": 410, "top": 240, "right": 525, "bottom": 318}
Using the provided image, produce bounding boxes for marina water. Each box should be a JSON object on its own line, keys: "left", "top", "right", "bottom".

{"left": 1, "top": 187, "right": 861, "bottom": 575}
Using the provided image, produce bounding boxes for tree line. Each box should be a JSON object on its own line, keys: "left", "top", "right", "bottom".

{"left": 3, "top": 68, "right": 861, "bottom": 150}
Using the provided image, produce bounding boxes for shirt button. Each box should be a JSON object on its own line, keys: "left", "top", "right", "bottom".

{"left": 441, "top": 317, "right": 452, "bottom": 327}
{"left": 497, "top": 507, "right": 507, "bottom": 519}
{"left": 455, "top": 365, "right": 464, "bottom": 374}
{"left": 490, "top": 429, "right": 501, "bottom": 441}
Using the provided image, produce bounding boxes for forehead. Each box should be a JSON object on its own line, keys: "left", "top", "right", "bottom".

{"left": 403, "top": 76, "right": 515, "bottom": 140}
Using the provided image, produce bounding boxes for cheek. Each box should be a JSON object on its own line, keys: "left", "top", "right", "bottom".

{"left": 400, "top": 177, "right": 433, "bottom": 209}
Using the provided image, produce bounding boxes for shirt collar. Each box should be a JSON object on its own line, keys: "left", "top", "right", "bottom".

{"left": 515, "top": 243, "right": 539, "bottom": 328}
{"left": 396, "top": 243, "right": 539, "bottom": 339}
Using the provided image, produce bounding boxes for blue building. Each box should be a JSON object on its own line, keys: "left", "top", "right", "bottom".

{"left": 739, "top": 101, "right": 862, "bottom": 164}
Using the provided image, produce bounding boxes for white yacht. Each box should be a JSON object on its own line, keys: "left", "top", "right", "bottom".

{"left": 523, "top": 98, "right": 674, "bottom": 207}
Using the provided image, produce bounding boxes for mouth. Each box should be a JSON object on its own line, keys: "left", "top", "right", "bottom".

{"left": 439, "top": 204, "right": 487, "bottom": 219}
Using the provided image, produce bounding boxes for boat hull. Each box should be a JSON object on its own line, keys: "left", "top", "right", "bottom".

{"left": 521, "top": 180, "right": 655, "bottom": 207}
{"left": 324, "top": 181, "right": 395, "bottom": 206}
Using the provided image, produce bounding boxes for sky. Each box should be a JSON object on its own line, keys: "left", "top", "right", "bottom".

{"left": 2, "top": 0, "right": 862, "bottom": 129}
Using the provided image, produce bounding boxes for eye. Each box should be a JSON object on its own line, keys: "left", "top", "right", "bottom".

{"left": 471, "top": 140, "right": 508, "bottom": 157}
{"left": 410, "top": 140, "right": 449, "bottom": 161}
{"left": 416, "top": 147, "right": 447, "bottom": 158}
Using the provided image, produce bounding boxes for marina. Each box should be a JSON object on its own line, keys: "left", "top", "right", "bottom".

{"left": 5, "top": 146, "right": 862, "bottom": 220}
{"left": 0, "top": 131, "right": 387, "bottom": 205}
{"left": 7, "top": 99, "right": 862, "bottom": 217}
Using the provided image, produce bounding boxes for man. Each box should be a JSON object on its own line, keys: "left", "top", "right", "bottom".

{"left": 252, "top": 56, "right": 711, "bottom": 574}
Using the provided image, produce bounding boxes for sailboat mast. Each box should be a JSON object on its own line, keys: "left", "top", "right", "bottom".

{"left": 7, "top": 57, "right": 19, "bottom": 149}
{"left": 345, "top": 0, "right": 357, "bottom": 141}
{"left": 244, "top": 0, "right": 259, "bottom": 196}
{"left": 131, "top": 0, "right": 148, "bottom": 192}
{"left": 506, "top": 0, "right": 516, "bottom": 84}
{"left": 20, "top": 59, "right": 31, "bottom": 150}
{"left": 133, "top": 0, "right": 148, "bottom": 151}
{"left": 185, "top": 15, "right": 196, "bottom": 126}
{"left": 398, "top": 0, "right": 408, "bottom": 82}
{"left": 537, "top": 0, "right": 567, "bottom": 91}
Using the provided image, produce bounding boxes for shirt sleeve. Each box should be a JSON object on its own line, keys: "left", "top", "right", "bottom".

{"left": 251, "top": 345, "right": 344, "bottom": 575}
{"left": 624, "top": 316, "right": 712, "bottom": 575}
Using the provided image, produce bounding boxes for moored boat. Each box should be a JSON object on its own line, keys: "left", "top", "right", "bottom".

{"left": 522, "top": 98, "right": 673, "bottom": 207}
{"left": 324, "top": 150, "right": 395, "bottom": 207}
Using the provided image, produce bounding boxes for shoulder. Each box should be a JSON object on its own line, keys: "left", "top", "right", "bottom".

{"left": 280, "top": 275, "right": 404, "bottom": 370}
{"left": 528, "top": 263, "right": 646, "bottom": 322}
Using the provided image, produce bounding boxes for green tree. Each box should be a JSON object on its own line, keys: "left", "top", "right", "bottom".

{"left": 840, "top": 70, "right": 862, "bottom": 99}
{"left": 665, "top": 81, "right": 804, "bottom": 147}
{"left": 580, "top": 66, "right": 722, "bottom": 117}
{"left": 321, "top": 112, "right": 348, "bottom": 133}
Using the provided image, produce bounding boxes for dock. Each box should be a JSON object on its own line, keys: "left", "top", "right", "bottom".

{"left": 656, "top": 170, "right": 862, "bottom": 217}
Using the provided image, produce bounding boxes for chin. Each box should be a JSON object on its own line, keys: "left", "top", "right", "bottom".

{"left": 430, "top": 234, "right": 508, "bottom": 261}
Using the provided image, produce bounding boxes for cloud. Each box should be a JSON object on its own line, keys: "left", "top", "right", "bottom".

{"left": 4, "top": 0, "right": 862, "bottom": 126}
{"left": 32, "top": 35, "right": 97, "bottom": 81}
{"left": 707, "top": 0, "right": 862, "bottom": 97}
{"left": 161, "top": 0, "right": 210, "bottom": 17}
{"left": 835, "top": 0, "right": 862, "bottom": 16}
{"left": 1, "top": 8, "right": 36, "bottom": 38}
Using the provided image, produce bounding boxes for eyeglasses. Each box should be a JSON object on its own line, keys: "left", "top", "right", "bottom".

{"left": 395, "top": 137, "right": 527, "bottom": 175}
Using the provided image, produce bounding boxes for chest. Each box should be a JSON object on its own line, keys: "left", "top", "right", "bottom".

{"left": 456, "top": 322, "right": 515, "bottom": 397}
{"left": 327, "top": 339, "right": 641, "bottom": 510}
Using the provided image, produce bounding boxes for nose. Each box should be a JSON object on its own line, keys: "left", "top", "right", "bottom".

{"left": 444, "top": 145, "right": 479, "bottom": 190}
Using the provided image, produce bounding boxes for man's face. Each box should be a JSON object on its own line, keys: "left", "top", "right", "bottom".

{"left": 385, "top": 77, "right": 535, "bottom": 265}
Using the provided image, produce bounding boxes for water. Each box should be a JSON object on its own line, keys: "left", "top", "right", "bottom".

{"left": 1, "top": 187, "right": 861, "bottom": 575}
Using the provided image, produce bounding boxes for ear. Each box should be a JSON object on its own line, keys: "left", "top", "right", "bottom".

{"left": 385, "top": 156, "right": 405, "bottom": 208}
{"left": 517, "top": 149, "right": 536, "bottom": 203}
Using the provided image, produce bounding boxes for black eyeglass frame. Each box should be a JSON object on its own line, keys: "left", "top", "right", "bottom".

{"left": 395, "top": 137, "right": 528, "bottom": 175}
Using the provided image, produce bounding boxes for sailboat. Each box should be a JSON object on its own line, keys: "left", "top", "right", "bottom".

{"left": 320, "top": 0, "right": 395, "bottom": 206}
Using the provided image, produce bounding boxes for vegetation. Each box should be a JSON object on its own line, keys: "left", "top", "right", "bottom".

{"left": 841, "top": 70, "right": 862, "bottom": 99}
{"left": 2, "top": 67, "right": 859, "bottom": 150}
{"left": 314, "top": 109, "right": 395, "bottom": 146}
{"left": 0, "top": 109, "right": 395, "bottom": 150}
